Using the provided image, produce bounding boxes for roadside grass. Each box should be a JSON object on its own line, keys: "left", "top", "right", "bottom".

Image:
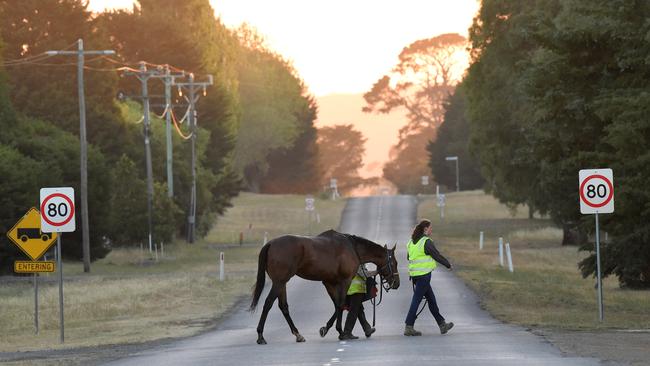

{"left": 419, "top": 190, "right": 650, "bottom": 330}
{"left": 0, "top": 193, "right": 346, "bottom": 352}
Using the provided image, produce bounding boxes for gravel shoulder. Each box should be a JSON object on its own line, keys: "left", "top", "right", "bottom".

{"left": 536, "top": 329, "right": 650, "bottom": 366}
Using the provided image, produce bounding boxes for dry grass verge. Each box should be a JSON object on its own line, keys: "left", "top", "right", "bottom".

{"left": 418, "top": 190, "right": 650, "bottom": 330}
{"left": 0, "top": 193, "right": 346, "bottom": 354}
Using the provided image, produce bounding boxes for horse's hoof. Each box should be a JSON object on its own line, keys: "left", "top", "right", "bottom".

{"left": 296, "top": 334, "right": 306, "bottom": 342}
{"left": 319, "top": 327, "right": 328, "bottom": 338}
{"left": 257, "top": 337, "right": 267, "bottom": 345}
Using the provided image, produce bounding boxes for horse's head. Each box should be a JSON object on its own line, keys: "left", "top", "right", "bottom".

{"left": 378, "top": 244, "right": 400, "bottom": 290}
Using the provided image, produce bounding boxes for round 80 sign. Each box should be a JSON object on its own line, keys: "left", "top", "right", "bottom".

{"left": 40, "top": 187, "right": 76, "bottom": 233}
{"left": 579, "top": 169, "right": 614, "bottom": 214}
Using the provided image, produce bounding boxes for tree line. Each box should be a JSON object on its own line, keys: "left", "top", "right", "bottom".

{"left": 365, "top": 1, "right": 649, "bottom": 288}
{"left": 0, "top": 0, "right": 369, "bottom": 272}
{"left": 462, "top": 0, "right": 650, "bottom": 288}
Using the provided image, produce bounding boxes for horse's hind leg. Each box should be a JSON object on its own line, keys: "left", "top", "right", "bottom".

{"left": 256, "top": 284, "right": 279, "bottom": 345}
{"left": 277, "top": 283, "right": 305, "bottom": 342}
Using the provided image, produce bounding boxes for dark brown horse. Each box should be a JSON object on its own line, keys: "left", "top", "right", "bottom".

{"left": 250, "top": 229, "right": 399, "bottom": 344}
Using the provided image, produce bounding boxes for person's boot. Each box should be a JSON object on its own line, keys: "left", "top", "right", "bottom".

{"left": 403, "top": 325, "right": 422, "bottom": 336}
{"left": 439, "top": 321, "right": 454, "bottom": 335}
{"left": 338, "top": 332, "right": 359, "bottom": 340}
{"left": 363, "top": 325, "right": 376, "bottom": 338}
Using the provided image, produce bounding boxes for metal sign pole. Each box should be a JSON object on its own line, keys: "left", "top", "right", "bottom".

{"left": 595, "top": 212, "right": 603, "bottom": 322}
{"left": 34, "top": 273, "right": 39, "bottom": 334}
{"left": 57, "top": 234, "right": 64, "bottom": 343}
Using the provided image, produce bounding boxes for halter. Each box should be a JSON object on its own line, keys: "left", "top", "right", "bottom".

{"left": 377, "top": 246, "right": 398, "bottom": 291}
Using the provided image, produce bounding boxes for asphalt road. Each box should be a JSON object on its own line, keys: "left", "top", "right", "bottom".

{"left": 104, "top": 195, "right": 604, "bottom": 366}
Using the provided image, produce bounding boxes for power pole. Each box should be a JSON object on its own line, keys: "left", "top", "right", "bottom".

{"left": 152, "top": 65, "right": 185, "bottom": 198}
{"left": 172, "top": 73, "right": 213, "bottom": 243}
{"left": 124, "top": 62, "right": 163, "bottom": 253}
{"left": 46, "top": 39, "right": 114, "bottom": 273}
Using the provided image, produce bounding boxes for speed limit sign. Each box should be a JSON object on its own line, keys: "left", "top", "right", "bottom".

{"left": 40, "top": 187, "right": 76, "bottom": 233}
{"left": 579, "top": 169, "right": 614, "bottom": 214}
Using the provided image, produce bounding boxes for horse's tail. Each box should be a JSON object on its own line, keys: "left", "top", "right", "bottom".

{"left": 250, "top": 243, "right": 270, "bottom": 312}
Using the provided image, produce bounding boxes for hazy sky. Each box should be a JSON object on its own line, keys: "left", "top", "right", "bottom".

{"left": 89, "top": 0, "right": 479, "bottom": 97}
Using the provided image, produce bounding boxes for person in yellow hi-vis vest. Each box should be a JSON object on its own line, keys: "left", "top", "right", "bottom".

{"left": 339, "top": 264, "right": 377, "bottom": 340}
{"left": 404, "top": 219, "right": 454, "bottom": 336}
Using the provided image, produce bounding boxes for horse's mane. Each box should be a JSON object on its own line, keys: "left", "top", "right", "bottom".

{"left": 317, "top": 230, "right": 382, "bottom": 251}
{"left": 317, "top": 229, "right": 341, "bottom": 238}
{"left": 343, "top": 233, "right": 382, "bottom": 249}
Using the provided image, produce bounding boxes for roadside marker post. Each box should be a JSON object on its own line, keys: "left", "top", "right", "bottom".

{"left": 479, "top": 231, "right": 484, "bottom": 250}
{"left": 498, "top": 237, "right": 504, "bottom": 267}
{"left": 40, "top": 187, "right": 76, "bottom": 343}
{"left": 579, "top": 169, "right": 614, "bottom": 322}
{"left": 219, "top": 252, "right": 225, "bottom": 282}
{"left": 506, "top": 243, "right": 513, "bottom": 272}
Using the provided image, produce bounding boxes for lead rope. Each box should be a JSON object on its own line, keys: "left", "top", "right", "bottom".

{"left": 371, "top": 273, "right": 384, "bottom": 327}
{"left": 413, "top": 278, "right": 427, "bottom": 318}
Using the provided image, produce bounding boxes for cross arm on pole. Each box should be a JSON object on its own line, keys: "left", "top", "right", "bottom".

{"left": 45, "top": 50, "right": 115, "bottom": 55}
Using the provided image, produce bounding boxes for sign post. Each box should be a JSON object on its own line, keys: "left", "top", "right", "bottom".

{"left": 437, "top": 194, "right": 446, "bottom": 220}
{"left": 579, "top": 169, "right": 614, "bottom": 322}
{"left": 330, "top": 178, "right": 339, "bottom": 200}
{"left": 6, "top": 207, "right": 60, "bottom": 335}
{"left": 40, "top": 187, "right": 76, "bottom": 343}
{"left": 305, "top": 196, "right": 315, "bottom": 235}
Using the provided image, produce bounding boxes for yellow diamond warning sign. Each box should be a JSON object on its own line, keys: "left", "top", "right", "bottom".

{"left": 6, "top": 208, "right": 58, "bottom": 261}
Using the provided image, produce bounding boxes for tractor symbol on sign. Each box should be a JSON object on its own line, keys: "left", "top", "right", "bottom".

{"left": 17, "top": 228, "right": 52, "bottom": 242}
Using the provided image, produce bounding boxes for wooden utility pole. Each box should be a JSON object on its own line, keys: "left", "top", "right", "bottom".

{"left": 46, "top": 39, "right": 114, "bottom": 272}
{"left": 172, "top": 73, "right": 213, "bottom": 243}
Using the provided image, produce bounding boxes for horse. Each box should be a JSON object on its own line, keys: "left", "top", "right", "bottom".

{"left": 249, "top": 229, "right": 399, "bottom": 345}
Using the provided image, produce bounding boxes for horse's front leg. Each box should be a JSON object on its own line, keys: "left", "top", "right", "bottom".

{"left": 320, "top": 311, "right": 337, "bottom": 337}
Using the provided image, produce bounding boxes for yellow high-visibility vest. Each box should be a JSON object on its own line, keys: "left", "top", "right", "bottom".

{"left": 347, "top": 274, "right": 366, "bottom": 295}
{"left": 407, "top": 236, "right": 437, "bottom": 277}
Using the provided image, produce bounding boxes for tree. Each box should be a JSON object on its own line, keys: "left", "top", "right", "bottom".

{"left": 233, "top": 25, "right": 314, "bottom": 192}
{"left": 383, "top": 131, "right": 436, "bottom": 194}
{"left": 0, "top": 0, "right": 131, "bottom": 156}
{"left": 464, "top": 0, "right": 555, "bottom": 217}
{"left": 262, "top": 95, "right": 322, "bottom": 194}
{"left": 428, "top": 85, "right": 484, "bottom": 191}
{"left": 317, "top": 124, "right": 372, "bottom": 194}
{"left": 364, "top": 33, "right": 467, "bottom": 139}
{"left": 363, "top": 33, "right": 468, "bottom": 193}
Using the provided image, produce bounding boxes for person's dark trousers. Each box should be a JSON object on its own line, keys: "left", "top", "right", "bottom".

{"left": 357, "top": 304, "right": 371, "bottom": 331}
{"left": 343, "top": 293, "right": 367, "bottom": 334}
{"left": 405, "top": 272, "right": 445, "bottom": 326}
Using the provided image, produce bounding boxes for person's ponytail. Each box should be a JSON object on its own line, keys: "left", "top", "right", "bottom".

{"left": 411, "top": 219, "right": 431, "bottom": 242}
